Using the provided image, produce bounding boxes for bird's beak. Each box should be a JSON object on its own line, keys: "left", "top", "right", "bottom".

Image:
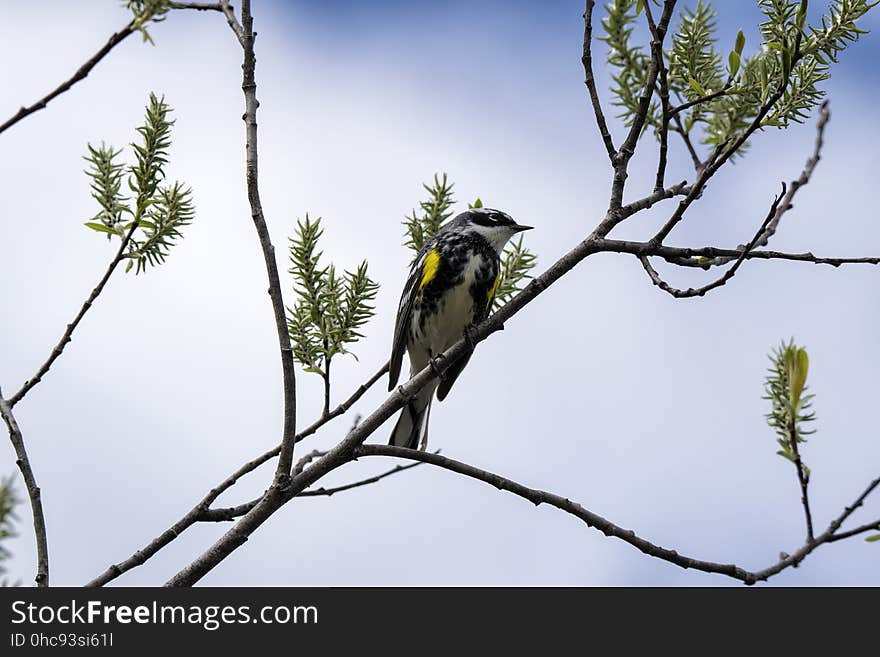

{"left": 513, "top": 224, "right": 533, "bottom": 232}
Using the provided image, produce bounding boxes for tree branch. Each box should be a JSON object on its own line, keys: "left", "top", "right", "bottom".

{"left": 643, "top": 0, "right": 673, "bottom": 193}
{"left": 608, "top": 1, "right": 677, "bottom": 212}
{"left": 200, "top": 457, "right": 429, "bottom": 522}
{"left": 597, "top": 238, "right": 880, "bottom": 268}
{"left": 582, "top": 0, "right": 616, "bottom": 161}
{"left": 651, "top": 34, "right": 807, "bottom": 245}
{"left": 0, "top": 21, "right": 136, "bottom": 136}
{"left": 168, "top": 1, "right": 224, "bottom": 10}
{"left": 9, "top": 221, "right": 140, "bottom": 407}
{"left": 356, "top": 445, "right": 879, "bottom": 585}
{"left": 787, "top": 421, "right": 815, "bottom": 542}
{"left": 221, "top": 0, "right": 298, "bottom": 481}
{"left": 637, "top": 183, "right": 785, "bottom": 298}
{"left": 0, "top": 3, "right": 223, "bottom": 137}
{"left": 673, "top": 102, "right": 831, "bottom": 270}
{"left": 0, "top": 389, "right": 49, "bottom": 586}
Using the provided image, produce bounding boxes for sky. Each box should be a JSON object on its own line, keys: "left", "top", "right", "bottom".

{"left": 0, "top": 1, "right": 878, "bottom": 586}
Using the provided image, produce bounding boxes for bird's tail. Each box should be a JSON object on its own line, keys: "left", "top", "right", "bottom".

{"left": 389, "top": 383, "right": 435, "bottom": 450}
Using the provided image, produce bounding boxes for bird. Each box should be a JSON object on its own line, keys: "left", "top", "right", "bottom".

{"left": 387, "top": 208, "right": 533, "bottom": 449}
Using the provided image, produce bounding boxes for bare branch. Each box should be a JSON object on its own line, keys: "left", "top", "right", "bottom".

{"left": 670, "top": 80, "right": 732, "bottom": 118}
{"left": 357, "top": 444, "right": 757, "bottom": 581}
{"left": 675, "top": 102, "right": 831, "bottom": 270}
{"left": 0, "top": 3, "right": 222, "bottom": 137}
{"left": 671, "top": 113, "right": 704, "bottom": 171}
{"left": 222, "top": 0, "right": 298, "bottom": 480}
{"left": 608, "top": 1, "right": 677, "bottom": 213}
{"left": 356, "top": 445, "right": 880, "bottom": 585}
{"left": 650, "top": 38, "right": 808, "bottom": 245}
{"left": 200, "top": 457, "right": 430, "bottom": 522}
{"left": 597, "top": 238, "right": 880, "bottom": 268}
{"left": 643, "top": 0, "right": 672, "bottom": 193}
{"left": 787, "top": 421, "right": 815, "bottom": 542}
{"left": 168, "top": 1, "right": 223, "bottom": 10}
{"left": 219, "top": 0, "right": 245, "bottom": 44}
{"left": 582, "top": 0, "right": 615, "bottom": 161}
{"left": 0, "top": 389, "right": 48, "bottom": 586}
{"left": 638, "top": 183, "right": 785, "bottom": 298}
{"left": 10, "top": 221, "right": 141, "bottom": 407}
{"left": 0, "top": 21, "right": 136, "bottom": 136}
{"left": 620, "top": 180, "right": 690, "bottom": 216}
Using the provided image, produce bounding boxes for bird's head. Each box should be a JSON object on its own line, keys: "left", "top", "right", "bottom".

{"left": 457, "top": 208, "right": 533, "bottom": 253}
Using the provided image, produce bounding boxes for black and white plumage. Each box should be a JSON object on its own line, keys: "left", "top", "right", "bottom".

{"left": 387, "top": 208, "right": 533, "bottom": 449}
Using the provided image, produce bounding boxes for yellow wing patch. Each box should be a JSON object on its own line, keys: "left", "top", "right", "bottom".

{"left": 487, "top": 271, "right": 502, "bottom": 305}
{"left": 419, "top": 249, "right": 441, "bottom": 290}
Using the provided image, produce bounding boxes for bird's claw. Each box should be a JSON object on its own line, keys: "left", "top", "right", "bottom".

{"left": 429, "top": 353, "right": 448, "bottom": 380}
{"left": 463, "top": 325, "right": 477, "bottom": 351}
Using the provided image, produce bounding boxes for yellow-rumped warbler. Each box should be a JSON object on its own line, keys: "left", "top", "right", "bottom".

{"left": 387, "top": 208, "right": 532, "bottom": 449}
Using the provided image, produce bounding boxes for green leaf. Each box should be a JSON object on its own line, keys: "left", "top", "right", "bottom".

{"left": 689, "top": 77, "right": 706, "bottom": 95}
{"left": 636, "top": 0, "right": 644, "bottom": 16}
{"left": 776, "top": 449, "right": 796, "bottom": 463}
{"left": 735, "top": 29, "right": 746, "bottom": 55}
{"left": 788, "top": 347, "right": 809, "bottom": 407}
{"left": 84, "top": 222, "right": 117, "bottom": 234}
{"left": 728, "top": 50, "right": 741, "bottom": 77}
{"left": 403, "top": 174, "right": 455, "bottom": 263}
{"left": 865, "top": 534, "right": 880, "bottom": 543}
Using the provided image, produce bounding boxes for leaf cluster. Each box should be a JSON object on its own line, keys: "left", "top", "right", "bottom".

{"left": 0, "top": 475, "right": 18, "bottom": 586}
{"left": 123, "top": 0, "right": 171, "bottom": 43}
{"left": 764, "top": 340, "right": 816, "bottom": 473}
{"left": 83, "top": 93, "right": 194, "bottom": 274}
{"left": 287, "top": 215, "right": 379, "bottom": 378}
{"left": 404, "top": 175, "right": 537, "bottom": 312}
{"left": 602, "top": 0, "right": 877, "bottom": 159}
{"left": 403, "top": 174, "right": 455, "bottom": 263}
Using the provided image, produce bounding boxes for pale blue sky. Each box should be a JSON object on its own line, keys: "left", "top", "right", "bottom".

{"left": 1, "top": 1, "right": 878, "bottom": 585}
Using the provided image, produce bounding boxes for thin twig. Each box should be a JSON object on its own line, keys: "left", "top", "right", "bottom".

{"left": 671, "top": 113, "right": 704, "bottom": 171}
{"left": 787, "top": 420, "right": 815, "bottom": 542}
{"left": 670, "top": 81, "right": 732, "bottom": 118}
{"left": 676, "top": 101, "right": 831, "bottom": 270}
{"left": 620, "top": 180, "right": 690, "bottom": 216}
{"left": 0, "top": 21, "right": 136, "bottom": 136}
{"left": 596, "top": 238, "right": 880, "bottom": 268}
{"left": 10, "top": 221, "right": 140, "bottom": 407}
{"left": 293, "top": 449, "right": 327, "bottom": 476}
{"left": 168, "top": 1, "right": 224, "bottom": 10}
{"left": 200, "top": 457, "right": 430, "bottom": 522}
{"left": 638, "top": 183, "right": 786, "bottom": 298}
{"left": 0, "top": 389, "right": 49, "bottom": 586}
{"left": 0, "top": 3, "right": 222, "bottom": 136}
{"left": 644, "top": 1, "right": 672, "bottom": 193}
{"left": 582, "top": 0, "right": 616, "bottom": 161}
{"left": 222, "top": 0, "right": 298, "bottom": 481}
{"left": 357, "top": 445, "right": 880, "bottom": 585}
{"left": 607, "top": 1, "right": 677, "bottom": 213}
{"left": 651, "top": 29, "right": 806, "bottom": 245}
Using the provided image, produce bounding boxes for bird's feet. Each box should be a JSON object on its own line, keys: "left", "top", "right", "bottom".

{"left": 429, "top": 353, "right": 448, "bottom": 380}
{"left": 463, "top": 324, "right": 478, "bottom": 351}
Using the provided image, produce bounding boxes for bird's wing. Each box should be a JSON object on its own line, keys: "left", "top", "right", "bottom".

{"left": 436, "top": 270, "right": 499, "bottom": 401}
{"left": 388, "top": 249, "right": 435, "bottom": 390}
